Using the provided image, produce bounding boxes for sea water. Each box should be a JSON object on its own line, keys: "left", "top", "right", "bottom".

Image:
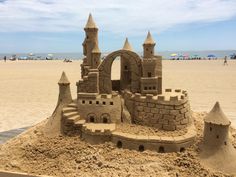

{"left": 0, "top": 50, "right": 235, "bottom": 60}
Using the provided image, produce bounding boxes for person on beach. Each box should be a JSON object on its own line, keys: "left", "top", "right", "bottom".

{"left": 224, "top": 56, "right": 228, "bottom": 65}
{"left": 4, "top": 56, "right": 6, "bottom": 62}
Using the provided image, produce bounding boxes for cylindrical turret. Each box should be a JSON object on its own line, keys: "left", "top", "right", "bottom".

{"left": 120, "top": 38, "right": 133, "bottom": 90}
{"left": 91, "top": 42, "right": 101, "bottom": 68}
{"left": 57, "top": 71, "right": 72, "bottom": 105}
{"left": 203, "top": 102, "right": 231, "bottom": 147}
{"left": 143, "top": 31, "right": 156, "bottom": 58}
{"left": 83, "top": 13, "right": 99, "bottom": 66}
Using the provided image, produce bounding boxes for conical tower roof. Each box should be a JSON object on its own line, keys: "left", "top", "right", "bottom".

{"left": 143, "top": 31, "right": 155, "bottom": 45}
{"left": 58, "top": 71, "right": 70, "bottom": 85}
{"left": 122, "top": 38, "right": 133, "bottom": 51}
{"left": 85, "top": 13, "right": 97, "bottom": 29}
{"left": 92, "top": 42, "right": 101, "bottom": 53}
{"left": 204, "top": 102, "right": 231, "bottom": 126}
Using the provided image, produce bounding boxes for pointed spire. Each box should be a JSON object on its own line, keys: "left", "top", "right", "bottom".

{"left": 85, "top": 13, "right": 97, "bottom": 29}
{"left": 122, "top": 38, "right": 133, "bottom": 51}
{"left": 92, "top": 42, "right": 101, "bottom": 53}
{"left": 144, "top": 31, "right": 155, "bottom": 45}
{"left": 58, "top": 71, "right": 70, "bottom": 85}
{"left": 204, "top": 102, "right": 231, "bottom": 126}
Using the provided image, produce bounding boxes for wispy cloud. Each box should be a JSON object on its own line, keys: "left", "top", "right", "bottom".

{"left": 0, "top": 0, "right": 236, "bottom": 35}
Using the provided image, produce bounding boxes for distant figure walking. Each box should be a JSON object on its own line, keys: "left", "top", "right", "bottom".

{"left": 3, "top": 56, "right": 6, "bottom": 62}
{"left": 224, "top": 56, "right": 228, "bottom": 66}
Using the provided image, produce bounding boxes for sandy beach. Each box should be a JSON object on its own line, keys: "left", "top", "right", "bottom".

{"left": 0, "top": 59, "right": 235, "bottom": 132}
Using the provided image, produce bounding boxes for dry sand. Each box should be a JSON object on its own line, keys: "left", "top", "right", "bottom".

{"left": 0, "top": 112, "right": 235, "bottom": 177}
{"left": 0, "top": 59, "right": 236, "bottom": 132}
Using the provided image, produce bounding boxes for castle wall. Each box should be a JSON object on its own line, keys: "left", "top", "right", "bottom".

{"left": 77, "top": 93, "right": 122, "bottom": 124}
{"left": 123, "top": 89, "right": 191, "bottom": 131}
{"left": 77, "top": 69, "right": 99, "bottom": 93}
{"left": 112, "top": 127, "right": 195, "bottom": 152}
{"left": 80, "top": 123, "right": 196, "bottom": 153}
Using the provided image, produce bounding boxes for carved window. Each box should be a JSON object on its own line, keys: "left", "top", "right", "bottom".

{"left": 89, "top": 101, "right": 92, "bottom": 104}
{"left": 82, "top": 100, "right": 85, "bottom": 104}
{"left": 148, "top": 72, "right": 152, "bottom": 77}
{"left": 96, "top": 101, "right": 99, "bottom": 104}
{"left": 110, "top": 102, "right": 113, "bottom": 105}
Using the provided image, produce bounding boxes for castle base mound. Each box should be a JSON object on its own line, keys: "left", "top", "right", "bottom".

{"left": 0, "top": 112, "right": 233, "bottom": 177}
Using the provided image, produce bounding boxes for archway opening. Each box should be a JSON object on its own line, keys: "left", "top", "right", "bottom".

{"left": 139, "top": 145, "right": 145, "bottom": 152}
{"left": 90, "top": 116, "right": 95, "bottom": 123}
{"left": 180, "top": 147, "right": 185, "bottom": 152}
{"left": 103, "top": 117, "right": 108, "bottom": 123}
{"left": 111, "top": 56, "right": 121, "bottom": 92}
{"left": 117, "top": 141, "right": 122, "bottom": 148}
{"left": 158, "top": 146, "right": 165, "bottom": 153}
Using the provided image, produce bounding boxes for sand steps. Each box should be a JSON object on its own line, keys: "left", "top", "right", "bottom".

{"left": 67, "top": 102, "right": 77, "bottom": 108}
{"left": 62, "top": 102, "right": 85, "bottom": 134}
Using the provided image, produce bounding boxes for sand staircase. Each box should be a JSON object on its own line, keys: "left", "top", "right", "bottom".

{"left": 62, "top": 102, "right": 85, "bottom": 135}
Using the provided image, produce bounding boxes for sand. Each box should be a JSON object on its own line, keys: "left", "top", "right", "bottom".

{"left": 0, "top": 59, "right": 236, "bottom": 132}
{"left": 0, "top": 112, "right": 235, "bottom": 177}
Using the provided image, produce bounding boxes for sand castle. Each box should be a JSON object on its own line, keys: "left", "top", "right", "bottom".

{"left": 45, "top": 14, "right": 197, "bottom": 153}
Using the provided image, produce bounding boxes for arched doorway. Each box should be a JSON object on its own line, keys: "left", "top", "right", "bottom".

{"left": 98, "top": 50, "right": 142, "bottom": 94}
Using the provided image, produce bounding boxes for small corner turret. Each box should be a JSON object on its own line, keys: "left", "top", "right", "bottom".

{"left": 203, "top": 101, "right": 231, "bottom": 148}
{"left": 200, "top": 102, "right": 236, "bottom": 174}
{"left": 58, "top": 71, "right": 72, "bottom": 105}
{"left": 122, "top": 38, "right": 133, "bottom": 51}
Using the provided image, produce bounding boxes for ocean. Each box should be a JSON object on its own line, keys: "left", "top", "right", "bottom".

{"left": 0, "top": 50, "right": 235, "bottom": 60}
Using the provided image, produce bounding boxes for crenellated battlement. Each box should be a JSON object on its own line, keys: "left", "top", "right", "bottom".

{"left": 124, "top": 89, "right": 188, "bottom": 106}
{"left": 81, "top": 123, "right": 115, "bottom": 135}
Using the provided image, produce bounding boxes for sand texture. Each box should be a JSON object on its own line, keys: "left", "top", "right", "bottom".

{"left": 0, "top": 112, "right": 235, "bottom": 177}
{"left": 0, "top": 59, "right": 235, "bottom": 132}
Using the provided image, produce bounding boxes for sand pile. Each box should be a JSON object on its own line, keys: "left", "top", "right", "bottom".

{"left": 0, "top": 112, "right": 235, "bottom": 177}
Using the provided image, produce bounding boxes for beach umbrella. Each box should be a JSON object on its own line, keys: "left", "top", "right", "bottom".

{"left": 183, "top": 54, "right": 189, "bottom": 57}
{"left": 207, "top": 54, "right": 216, "bottom": 58}
{"left": 183, "top": 54, "right": 189, "bottom": 60}
{"left": 170, "top": 53, "right": 178, "bottom": 57}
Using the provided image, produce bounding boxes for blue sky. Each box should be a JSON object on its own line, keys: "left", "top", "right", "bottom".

{"left": 0, "top": 0, "right": 236, "bottom": 53}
